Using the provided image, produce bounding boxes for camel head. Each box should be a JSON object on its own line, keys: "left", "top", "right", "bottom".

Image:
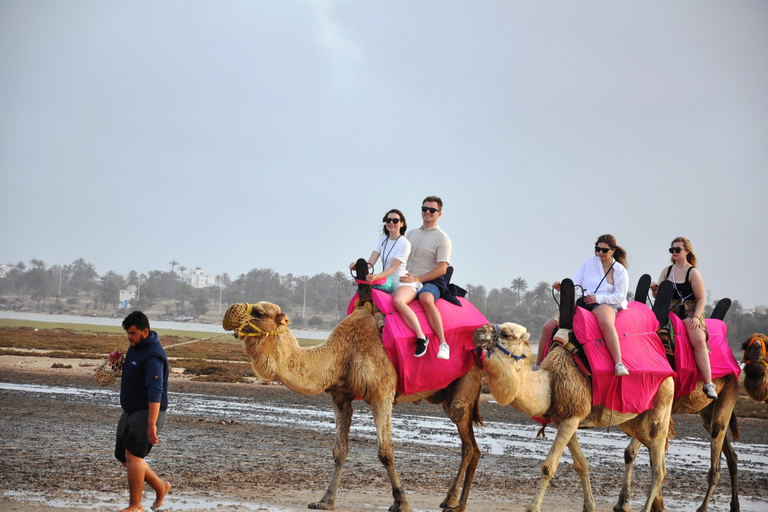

{"left": 473, "top": 322, "right": 532, "bottom": 406}
{"left": 742, "top": 333, "right": 768, "bottom": 403}
{"left": 222, "top": 302, "right": 290, "bottom": 340}
{"left": 473, "top": 323, "right": 531, "bottom": 358}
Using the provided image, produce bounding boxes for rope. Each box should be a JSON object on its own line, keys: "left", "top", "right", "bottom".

{"left": 163, "top": 332, "right": 233, "bottom": 350}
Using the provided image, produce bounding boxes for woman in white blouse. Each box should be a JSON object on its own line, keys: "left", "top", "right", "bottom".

{"left": 536, "top": 234, "right": 630, "bottom": 376}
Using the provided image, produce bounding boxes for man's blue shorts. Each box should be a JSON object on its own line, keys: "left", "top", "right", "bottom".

{"left": 115, "top": 409, "right": 166, "bottom": 463}
{"left": 417, "top": 282, "right": 441, "bottom": 301}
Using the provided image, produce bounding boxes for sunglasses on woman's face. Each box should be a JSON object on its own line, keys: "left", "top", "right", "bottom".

{"left": 669, "top": 247, "right": 684, "bottom": 253}
{"left": 595, "top": 246, "right": 611, "bottom": 254}
{"left": 385, "top": 218, "right": 401, "bottom": 224}
{"left": 421, "top": 206, "right": 440, "bottom": 213}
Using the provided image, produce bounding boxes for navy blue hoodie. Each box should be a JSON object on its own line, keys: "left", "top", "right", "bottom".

{"left": 120, "top": 330, "right": 169, "bottom": 414}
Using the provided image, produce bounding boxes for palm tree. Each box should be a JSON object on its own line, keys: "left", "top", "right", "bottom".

{"left": 510, "top": 277, "right": 528, "bottom": 305}
{"left": 169, "top": 260, "right": 179, "bottom": 273}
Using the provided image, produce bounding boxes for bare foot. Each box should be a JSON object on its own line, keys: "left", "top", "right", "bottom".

{"left": 117, "top": 507, "right": 143, "bottom": 512}
{"left": 151, "top": 481, "right": 171, "bottom": 510}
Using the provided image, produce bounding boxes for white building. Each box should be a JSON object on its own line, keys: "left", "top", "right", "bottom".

{"left": 181, "top": 267, "right": 219, "bottom": 289}
{"left": 119, "top": 285, "right": 137, "bottom": 308}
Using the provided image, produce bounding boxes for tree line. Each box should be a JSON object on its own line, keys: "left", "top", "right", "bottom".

{"left": 1, "top": 259, "right": 766, "bottom": 350}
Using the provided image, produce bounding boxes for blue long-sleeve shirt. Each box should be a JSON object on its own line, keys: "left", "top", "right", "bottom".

{"left": 120, "top": 330, "right": 169, "bottom": 414}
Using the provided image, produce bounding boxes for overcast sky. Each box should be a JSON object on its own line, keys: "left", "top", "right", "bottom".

{"left": 2, "top": 1, "right": 766, "bottom": 309}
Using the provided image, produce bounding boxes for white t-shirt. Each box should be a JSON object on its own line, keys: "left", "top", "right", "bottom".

{"left": 373, "top": 235, "right": 411, "bottom": 288}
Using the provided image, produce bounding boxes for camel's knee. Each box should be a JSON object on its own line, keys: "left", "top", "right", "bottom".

{"left": 378, "top": 448, "right": 394, "bottom": 467}
{"left": 624, "top": 446, "right": 639, "bottom": 465}
{"left": 541, "top": 462, "right": 557, "bottom": 478}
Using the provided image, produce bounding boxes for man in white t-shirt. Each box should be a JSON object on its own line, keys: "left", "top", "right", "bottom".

{"left": 393, "top": 196, "right": 453, "bottom": 360}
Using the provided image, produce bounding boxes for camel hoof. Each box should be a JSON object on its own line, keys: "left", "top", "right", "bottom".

{"left": 308, "top": 502, "right": 334, "bottom": 510}
{"left": 441, "top": 504, "right": 464, "bottom": 512}
{"left": 388, "top": 501, "right": 412, "bottom": 512}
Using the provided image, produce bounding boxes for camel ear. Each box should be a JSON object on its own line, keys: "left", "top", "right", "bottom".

{"left": 275, "top": 312, "right": 290, "bottom": 327}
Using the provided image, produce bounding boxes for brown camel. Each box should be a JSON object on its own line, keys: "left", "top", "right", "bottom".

{"left": 742, "top": 333, "right": 768, "bottom": 403}
{"left": 614, "top": 375, "right": 740, "bottom": 512}
{"left": 473, "top": 322, "right": 674, "bottom": 512}
{"left": 222, "top": 301, "right": 483, "bottom": 512}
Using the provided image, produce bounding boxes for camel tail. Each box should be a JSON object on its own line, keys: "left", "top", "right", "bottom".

{"left": 729, "top": 412, "right": 740, "bottom": 442}
{"left": 666, "top": 417, "right": 677, "bottom": 451}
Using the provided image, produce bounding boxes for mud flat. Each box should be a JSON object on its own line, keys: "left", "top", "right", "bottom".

{"left": 1, "top": 360, "right": 767, "bottom": 512}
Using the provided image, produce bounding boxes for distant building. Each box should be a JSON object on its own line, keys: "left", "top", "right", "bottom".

{"left": 180, "top": 267, "right": 219, "bottom": 289}
{"left": 119, "top": 285, "right": 137, "bottom": 309}
{"left": 0, "top": 264, "right": 11, "bottom": 279}
{"left": 755, "top": 305, "right": 767, "bottom": 315}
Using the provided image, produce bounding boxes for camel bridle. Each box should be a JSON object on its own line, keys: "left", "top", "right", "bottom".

{"left": 232, "top": 303, "right": 288, "bottom": 338}
{"left": 744, "top": 336, "right": 768, "bottom": 368}
{"left": 475, "top": 324, "right": 528, "bottom": 362}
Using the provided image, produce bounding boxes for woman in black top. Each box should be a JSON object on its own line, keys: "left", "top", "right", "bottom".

{"left": 650, "top": 237, "right": 716, "bottom": 399}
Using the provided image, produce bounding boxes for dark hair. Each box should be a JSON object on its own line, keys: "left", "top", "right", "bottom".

{"left": 595, "top": 234, "right": 627, "bottom": 268}
{"left": 670, "top": 236, "right": 697, "bottom": 267}
{"left": 122, "top": 311, "right": 150, "bottom": 331}
{"left": 422, "top": 196, "right": 443, "bottom": 209}
{"left": 381, "top": 208, "right": 407, "bottom": 236}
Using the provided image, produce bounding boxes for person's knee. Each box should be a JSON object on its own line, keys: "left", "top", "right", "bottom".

{"left": 418, "top": 292, "right": 436, "bottom": 307}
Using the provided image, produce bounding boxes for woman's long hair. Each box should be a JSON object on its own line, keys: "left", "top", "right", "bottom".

{"left": 670, "top": 236, "right": 697, "bottom": 267}
{"left": 596, "top": 234, "right": 627, "bottom": 268}
{"left": 381, "top": 209, "right": 407, "bottom": 237}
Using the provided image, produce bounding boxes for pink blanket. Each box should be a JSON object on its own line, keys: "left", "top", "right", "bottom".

{"left": 573, "top": 302, "right": 675, "bottom": 414}
{"left": 667, "top": 314, "right": 741, "bottom": 399}
{"left": 347, "top": 290, "right": 488, "bottom": 395}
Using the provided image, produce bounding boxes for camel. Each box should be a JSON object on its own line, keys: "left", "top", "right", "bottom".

{"left": 222, "top": 301, "right": 483, "bottom": 512}
{"left": 742, "top": 333, "right": 768, "bottom": 403}
{"left": 615, "top": 298, "right": 743, "bottom": 512}
{"left": 473, "top": 321, "right": 674, "bottom": 512}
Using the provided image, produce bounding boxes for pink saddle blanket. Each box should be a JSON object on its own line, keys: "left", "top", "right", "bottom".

{"left": 347, "top": 290, "right": 488, "bottom": 395}
{"left": 667, "top": 314, "right": 741, "bottom": 399}
{"left": 572, "top": 302, "right": 675, "bottom": 414}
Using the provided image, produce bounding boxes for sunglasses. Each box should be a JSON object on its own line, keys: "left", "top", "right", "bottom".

{"left": 595, "top": 246, "right": 612, "bottom": 254}
{"left": 421, "top": 206, "right": 440, "bottom": 213}
{"left": 384, "top": 218, "right": 401, "bottom": 224}
{"left": 669, "top": 247, "right": 684, "bottom": 253}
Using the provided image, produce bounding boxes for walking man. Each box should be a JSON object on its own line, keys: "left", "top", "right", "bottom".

{"left": 115, "top": 311, "right": 171, "bottom": 512}
{"left": 394, "top": 195, "right": 453, "bottom": 360}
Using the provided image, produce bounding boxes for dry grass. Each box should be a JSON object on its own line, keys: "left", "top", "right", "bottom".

{"left": 0, "top": 322, "right": 318, "bottom": 383}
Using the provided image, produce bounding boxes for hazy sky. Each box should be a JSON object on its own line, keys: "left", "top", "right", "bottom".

{"left": 2, "top": 1, "right": 767, "bottom": 308}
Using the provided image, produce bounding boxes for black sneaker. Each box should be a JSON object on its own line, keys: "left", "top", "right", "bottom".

{"left": 414, "top": 337, "right": 429, "bottom": 357}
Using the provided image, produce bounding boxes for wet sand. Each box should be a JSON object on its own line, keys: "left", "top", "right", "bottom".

{"left": 1, "top": 358, "right": 767, "bottom": 512}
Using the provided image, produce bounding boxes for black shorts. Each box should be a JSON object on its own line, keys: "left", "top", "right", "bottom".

{"left": 115, "top": 409, "right": 166, "bottom": 463}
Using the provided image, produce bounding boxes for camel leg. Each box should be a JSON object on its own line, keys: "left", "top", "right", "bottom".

{"left": 696, "top": 403, "right": 732, "bottom": 512}
{"left": 613, "top": 438, "right": 642, "bottom": 512}
{"left": 370, "top": 395, "right": 412, "bottom": 512}
{"left": 528, "top": 417, "right": 581, "bottom": 512}
{"left": 722, "top": 435, "right": 740, "bottom": 512}
{"left": 439, "top": 382, "right": 482, "bottom": 512}
{"left": 309, "top": 393, "right": 353, "bottom": 510}
{"left": 567, "top": 434, "right": 595, "bottom": 512}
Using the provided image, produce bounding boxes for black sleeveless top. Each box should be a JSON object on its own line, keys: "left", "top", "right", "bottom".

{"left": 665, "top": 265, "right": 694, "bottom": 301}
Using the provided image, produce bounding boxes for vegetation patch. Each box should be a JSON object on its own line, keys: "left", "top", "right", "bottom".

{"left": 175, "top": 358, "right": 252, "bottom": 383}
{"left": 51, "top": 363, "right": 72, "bottom": 369}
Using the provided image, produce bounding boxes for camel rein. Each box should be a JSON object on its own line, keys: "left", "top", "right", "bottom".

{"left": 475, "top": 324, "right": 528, "bottom": 362}
{"left": 744, "top": 337, "right": 768, "bottom": 368}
